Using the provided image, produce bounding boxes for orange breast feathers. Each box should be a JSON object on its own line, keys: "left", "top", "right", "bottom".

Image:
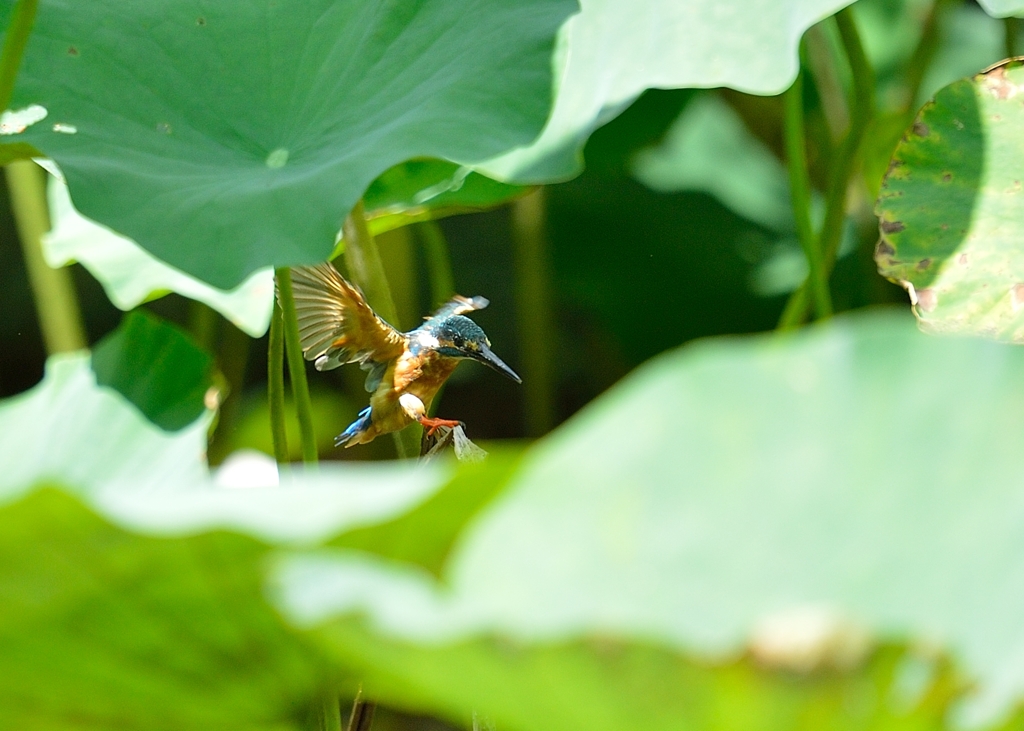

{"left": 392, "top": 349, "right": 459, "bottom": 404}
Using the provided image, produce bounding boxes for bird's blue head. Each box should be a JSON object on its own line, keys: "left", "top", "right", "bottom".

{"left": 430, "top": 315, "right": 521, "bottom": 383}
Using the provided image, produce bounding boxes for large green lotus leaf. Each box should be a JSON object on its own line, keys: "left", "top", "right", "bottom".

{"left": 273, "top": 311, "right": 1024, "bottom": 726}
{"left": 43, "top": 172, "right": 274, "bottom": 338}
{"left": 875, "top": 61, "right": 1024, "bottom": 342}
{"left": 6, "top": 0, "right": 574, "bottom": 288}
{"left": 476, "top": 0, "right": 855, "bottom": 183}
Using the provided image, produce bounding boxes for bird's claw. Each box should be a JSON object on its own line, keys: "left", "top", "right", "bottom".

{"left": 419, "top": 417, "right": 464, "bottom": 436}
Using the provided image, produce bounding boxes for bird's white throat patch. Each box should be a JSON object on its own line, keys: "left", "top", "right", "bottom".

{"left": 411, "top": 330, "right": 440, "bottom": 350}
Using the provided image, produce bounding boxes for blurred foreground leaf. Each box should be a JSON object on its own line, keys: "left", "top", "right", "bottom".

{"left": 875, "top": 60, "right": 1024, "bottom": 341}
{"left": 0, "top": 352, "right": 443, "bottom": 536}
{"left": 330, "top": 450, "right": 525, "bottom": 578}
{"left": 274, "top": 311, "right": 1024, "bottom": 727}
{"left": 0, "top": 353, "right": 212, "bottom": 501}
{"left": 316, "top": 622, "right": 962, "bottom": 731}
{"left": 0, "top": 487, "right": 331, "bottom": 731}
{"left": 91, "top": 310, "right": 214, "bottom": 431}
{"left": 6, "top": 0, "right": 573, "bottom": 287}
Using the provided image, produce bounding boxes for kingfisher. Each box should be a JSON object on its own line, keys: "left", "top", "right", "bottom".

{"left": 288, "top": 262, "right": 521, "bottom": 447}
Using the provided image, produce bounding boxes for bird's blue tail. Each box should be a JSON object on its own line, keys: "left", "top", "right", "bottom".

{"left": 334, "top": 406, "right": 372, "bottom": 447}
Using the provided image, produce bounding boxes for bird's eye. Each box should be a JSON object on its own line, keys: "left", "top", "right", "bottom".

{"left": 453, "top": 334, "right": 464, "bottom": 347}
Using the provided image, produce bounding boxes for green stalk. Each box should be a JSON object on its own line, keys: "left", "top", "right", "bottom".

{"left": 778, "top": 9, "right": 874, "bottom": 328}
{"left": 187, "top": 300, "right": 218, "bottom": 353}
{"left": 342, "top": 200, "right": 417, "bottom": 458}
{"left": 1006, "top": 18, "right": 1020, "bottom": 60}
{"left": 0, "top": 0, "right": 38, "bottom": 112}
{"left": 803, "top": 25, "right": 848, "bottom": 142}
{"left": 267, "top": 303, "right": 289, "bottom": 463}
{"left": 342, "top": 201, "right": 400, "bottom": 325}
{"left": 8, "top": 160, "right": 87, "bottom": 353}
{"left": 825, "top": 8, "right": 875, "bottom": 269}
{"left": 3, "top": 2, "right": 81, "bottom": 355}
{"left": 511, "top": 188, "right": 556, "bottom": 436}
{"left": 783, "top": 67, "right": 832, "bottom": 323}
{"left": 276, "top": 267, "right": 318, "bottom": 465}
{"left": 417, "top": 220, "right": 456, "bottom": 308}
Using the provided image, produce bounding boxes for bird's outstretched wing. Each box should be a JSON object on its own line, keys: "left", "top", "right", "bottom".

{"left": 286, "top": 263, "right": 406, "bottom": 373}
{"left": 423, "top": 295, "right": 489, "bottom": 324}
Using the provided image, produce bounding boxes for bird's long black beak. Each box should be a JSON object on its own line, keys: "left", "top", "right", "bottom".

{"left": 475, "top": 344, "right": 522, "bottom": 384}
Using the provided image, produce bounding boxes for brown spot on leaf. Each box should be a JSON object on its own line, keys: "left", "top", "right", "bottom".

{"left": 982, "top": 65, "right": 1021, "bottom": 99}
{"left": 917, "top": 288, "right": 938, "bottom": 313}
{"left": 958, "top": 253, "right": 969, "bottom": 266}
{"left": 875, "top": 241, "right": 895, "bottom": 257}
{"left": 197, "top": 16, "right": 206, "bottom": 25}
{"left": 1012, "top": 284, "right": 1024, "bottom": 312}
{"left": 913, "top": 121, "right": 930, "bottom": 137}
{"left": 942, "top": 172, "right": 952, "bottom": 182}
{"left": 67, "top": 46, "right": 79, "bottom": 56}
{"left": 880, "top": 220, "right": 905, "bottom": 234}
{"left": 917, "top": 258, "right": 931, "bottom": 271}
{"left": 941, "top": 224, "right": 949, "bottom": 230}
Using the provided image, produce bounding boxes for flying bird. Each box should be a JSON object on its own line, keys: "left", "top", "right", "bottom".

{"left": 287, "top": 262, "right": 521, "bottom": 447}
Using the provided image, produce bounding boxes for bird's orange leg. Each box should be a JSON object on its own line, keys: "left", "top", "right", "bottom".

{"left": 418, "top": 416, "right": 463, "bottom": 436}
